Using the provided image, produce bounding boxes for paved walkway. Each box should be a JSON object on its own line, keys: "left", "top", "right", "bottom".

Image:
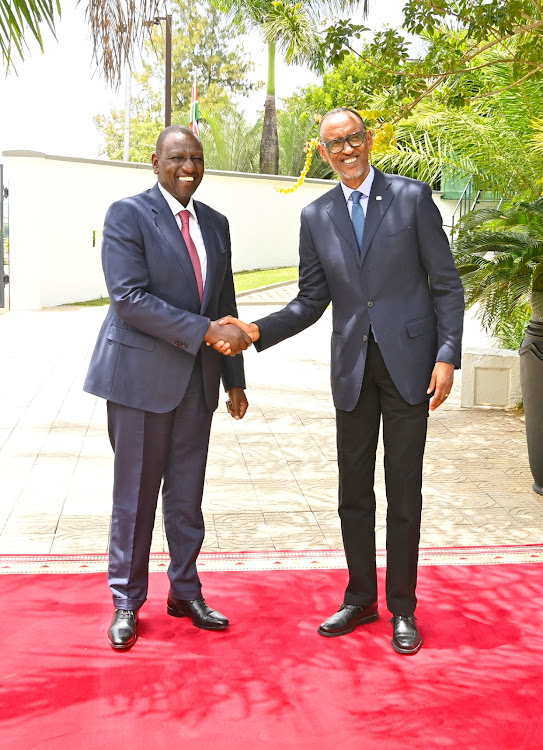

{"left": 0, "top": 283, "right": 541, "bottom": 556}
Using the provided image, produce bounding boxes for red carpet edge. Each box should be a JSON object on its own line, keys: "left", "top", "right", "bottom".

{"left": 1, "top": 543, "right": 542, "bottom": 573}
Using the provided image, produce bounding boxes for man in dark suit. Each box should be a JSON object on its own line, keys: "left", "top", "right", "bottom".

{"left": 220, "top": 108, "right": 465, "bottom": 654}
{"left": 84, "top": 125, "right": 251, "bottom": 651}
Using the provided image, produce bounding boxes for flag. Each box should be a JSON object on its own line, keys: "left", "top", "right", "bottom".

{"left": 190, "top": 75, "right": 200, "bottom": 136}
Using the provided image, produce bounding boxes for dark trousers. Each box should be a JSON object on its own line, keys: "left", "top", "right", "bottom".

{"left": 336, "top": 334, "right": 429, "bottom": 616}
{"left": 106, "top": 358, "right": 213, "bottom": 610}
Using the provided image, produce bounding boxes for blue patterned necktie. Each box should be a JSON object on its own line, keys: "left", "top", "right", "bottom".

{"left": 351, "top": 190, "right": 365, "bottom": 255}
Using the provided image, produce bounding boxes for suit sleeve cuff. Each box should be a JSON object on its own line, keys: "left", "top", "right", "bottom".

{"left": 172, "top": 316, "right": 210, "bottom": 356}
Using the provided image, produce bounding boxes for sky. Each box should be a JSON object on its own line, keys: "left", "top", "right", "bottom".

{"left": 0, "top": 1, "right": 408, "bottom": 160}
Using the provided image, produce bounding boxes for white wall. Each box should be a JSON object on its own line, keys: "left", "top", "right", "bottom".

{"left": 3, "top": 152, "right": 154, "bottom": 310}
{"left": 1, "top": 151, "right": 457, "bottom": 310}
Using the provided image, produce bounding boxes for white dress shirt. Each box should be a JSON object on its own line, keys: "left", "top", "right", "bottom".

{"left": 341, "top": 166, "right": 375, "bottom": 219}
{"left": 157, "top": 181, "right": 207, "bottom": 285}
{"left": 341, "top": 167, "right": 377, "bottom": 339}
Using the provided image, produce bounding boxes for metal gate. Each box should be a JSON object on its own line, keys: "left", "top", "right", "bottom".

{"left": 0, "top": 164, "right": 8, "bottom": 310}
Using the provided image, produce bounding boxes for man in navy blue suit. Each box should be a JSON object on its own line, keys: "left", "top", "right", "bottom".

{"left": 85, "top": 125, "right": 251, "bottom": 650}
{"left": 220, "top": 108, "right": 465, "bottom": 655}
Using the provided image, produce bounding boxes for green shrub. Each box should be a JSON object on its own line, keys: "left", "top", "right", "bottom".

{"left": 492, "top": 304, "right": 532, "bottom": 350}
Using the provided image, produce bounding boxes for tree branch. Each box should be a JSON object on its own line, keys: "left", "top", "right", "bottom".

{"left": 470, "top": 63, "right": 543, "bottom": 99}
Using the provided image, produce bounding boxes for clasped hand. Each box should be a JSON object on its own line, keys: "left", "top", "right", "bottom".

{"left": 205, "top": 316, "right": 260, "bottom": 356}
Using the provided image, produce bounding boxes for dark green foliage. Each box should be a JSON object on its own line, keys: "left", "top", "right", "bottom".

{"left": 453, "top": 198, "right": 543, "bottom": 347}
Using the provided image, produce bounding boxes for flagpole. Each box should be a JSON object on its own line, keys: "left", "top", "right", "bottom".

{"left": 123, "top": 59, "right": 131, "bottom": 161}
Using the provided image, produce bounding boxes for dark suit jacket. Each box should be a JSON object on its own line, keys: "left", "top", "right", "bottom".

{"left": 255, "top": 168, "right": 465, "bottom": 409}
{"left": 84, "top": 183, "right": 245, "bottom": 413}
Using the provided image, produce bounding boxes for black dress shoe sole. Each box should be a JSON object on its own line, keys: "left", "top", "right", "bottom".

{"left": 107, "top": 633, "right": 137, "bottom": 651}
{"left": 167, "top": 604, "right": 229, "bottom": 630}
{"left": 391, "top": 637, "right": 423, "bottom": 655}
{"left": 317, "top": 611, "right": 379, "bottom": 638}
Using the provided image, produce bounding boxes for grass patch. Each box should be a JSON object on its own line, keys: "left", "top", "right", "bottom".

{"left": 68, "top": 267, "right": 298, "bottom": 306}
{"left": 234, "top": 266, "right": 298, "bottom": 292}
{"left": 67, "top": 297, "right": 111, "bottom": 307}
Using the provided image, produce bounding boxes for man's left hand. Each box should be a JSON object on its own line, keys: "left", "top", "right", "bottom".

{"left": 427, "top": 362, "right": 454, "bottom": 411}
{"left": 226, "top": 388, "right": 249, "bottom": 420}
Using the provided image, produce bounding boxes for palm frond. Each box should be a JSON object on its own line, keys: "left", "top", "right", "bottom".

{"left": 277, "top": 98, "right": 332, "bottom": 177}
{"left": 529, "top": 118, "right": 543, "bottom": 157}
{"left": 83, "top": 0, "right": 164, "bottom": 87}
{"left": 262, "top": 2, "right": 318, "bottom": 66}
{"left": 453, "top": 198, "right": 543, "bottom": 326}
{"left": 199, "top": 107, "right": 262, "bottom": 172}
{"left": 367, "top": 53, "right": 543, "bottom": 196}
{"left": 0, "top": 0, "right": 60, "bottom": 69}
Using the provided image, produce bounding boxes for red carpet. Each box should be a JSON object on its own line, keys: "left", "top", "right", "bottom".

{"left": 1, "top": 562, "right": 542, "bottom": 750}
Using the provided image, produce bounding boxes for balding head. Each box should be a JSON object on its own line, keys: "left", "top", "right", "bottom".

{"left": 319, "top": 108, "right": 366, "bottom": 139}
{"left": 156, "top": 125, "right": 201, "bottom": 157}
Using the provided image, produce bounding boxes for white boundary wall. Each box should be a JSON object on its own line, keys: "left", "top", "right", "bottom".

{"left": 1, "top": 151, "right": 457, "bottom": 310}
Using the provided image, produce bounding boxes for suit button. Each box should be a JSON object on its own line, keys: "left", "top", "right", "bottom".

{"left": 174, "top": 340, "right": 187, "bottom": 349}
{"left": 367, "top": 301, "right": 374, "bottom": 307}
{"left": 363, "top": 335, "right": 368, "bottom": 342}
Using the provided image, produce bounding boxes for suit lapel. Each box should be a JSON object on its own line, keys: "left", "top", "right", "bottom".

{"left": 150, "top": 184, "right": 201, "bottom": 306}
{"left": 360, "top": 168, "right": 394, "bottom": 264}
{"left": 327, "top": 184, "right": 360, "bottom": 266}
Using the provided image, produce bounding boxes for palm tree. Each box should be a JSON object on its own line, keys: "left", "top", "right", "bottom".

{"left": 217, "top": 0, "right": 369, "bottom": 175}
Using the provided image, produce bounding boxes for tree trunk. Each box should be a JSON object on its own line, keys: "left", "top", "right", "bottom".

{"left": 259, "top": 42, "right": 279, "bottom": 175}
{"left": 260, "top": 94, "right": 279, "bottom": 174}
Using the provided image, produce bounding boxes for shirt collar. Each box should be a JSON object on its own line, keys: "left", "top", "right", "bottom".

{"left": 341, "top": 166, "right": 375, "bottom": 203}
{"left": 157, "top": 181, "right": 197, "bottom": 221}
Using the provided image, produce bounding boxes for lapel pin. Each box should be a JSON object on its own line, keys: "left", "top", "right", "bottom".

{"left": 376, "top": 196, "right": 382, "bottom": 201}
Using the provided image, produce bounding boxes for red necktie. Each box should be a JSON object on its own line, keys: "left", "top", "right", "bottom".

{"left": 178, "top": 210, "right": 204, "bottom": 302}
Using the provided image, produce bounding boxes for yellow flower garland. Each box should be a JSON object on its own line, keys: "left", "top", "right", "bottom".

{"left": 275, "top": 136, "right": 321, "bottom": 194}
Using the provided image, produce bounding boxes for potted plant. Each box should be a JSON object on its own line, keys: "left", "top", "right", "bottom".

{"left": 453, "top": 198, "right": 543, "bottom": 495}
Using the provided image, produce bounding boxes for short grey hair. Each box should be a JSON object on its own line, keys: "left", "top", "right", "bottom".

{"left": 319, "top": 108, "right": 366, "bottom": 138}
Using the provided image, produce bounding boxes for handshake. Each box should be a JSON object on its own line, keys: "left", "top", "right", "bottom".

{"left": 204, "top": 316, "right": 260, "bottom": 356}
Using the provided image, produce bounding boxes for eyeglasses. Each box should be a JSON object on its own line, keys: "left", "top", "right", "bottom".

{"left": 321, "top": 130, "right": 366, "bottom": 154}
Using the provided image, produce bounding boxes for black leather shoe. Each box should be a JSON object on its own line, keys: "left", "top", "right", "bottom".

{"left": 167, "top": 593, "right": 229, "bottom": 630}
{"left": 318, "top": 602, "right": 379, "bottom": 637}
{"left": 107, "top": 609, "right": 138, "bottom": 651}
{"left": 390, "top": 615, "right": 422, "bottom": 654}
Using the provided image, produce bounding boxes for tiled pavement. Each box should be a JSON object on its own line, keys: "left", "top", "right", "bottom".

{"left": 0, "top": 282, "right": 541, "bottom": 556}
